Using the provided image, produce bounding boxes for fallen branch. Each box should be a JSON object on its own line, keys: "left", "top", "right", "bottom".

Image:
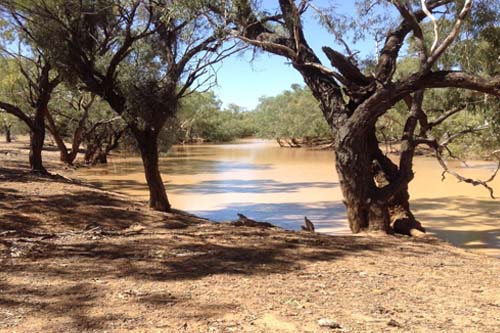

{"left": 231, "top": 213, "right": 276, "bottom": 228}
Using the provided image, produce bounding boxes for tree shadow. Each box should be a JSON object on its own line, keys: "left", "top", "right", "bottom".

{"left": 0, "top": 218, "right": 401, "bottom": 331}
{"left": 79, "top": 178, "right": 152, "bottom": 197}
{"left": 412, "top": 196, "right": 499, "bottom": 252}
{"left": 1, "top": 168, "right": 465, "bottom": 331}
{"left": 0, "top": 167, "right": 32, "bottom": 182}
{"left": 0, "top": 189, "right": 150, "bottom": 236}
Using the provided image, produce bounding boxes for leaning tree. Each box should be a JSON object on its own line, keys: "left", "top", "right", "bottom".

{"left": 0, "top": 44, "right": 60, "bottom": 173}
{"left": 215, "top": 0, "right": 500, "bottom": 235}
{"left": 2, "top": 0, "right": 240, "bottom": 211}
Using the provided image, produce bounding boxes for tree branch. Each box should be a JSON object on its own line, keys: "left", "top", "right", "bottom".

{"left": 0, "top": 101, "right": 34, "bottom": 131}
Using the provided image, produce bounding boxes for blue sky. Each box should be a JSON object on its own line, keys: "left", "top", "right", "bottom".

{"left": 212, "top": 1, "right": 377, "bottom": 110}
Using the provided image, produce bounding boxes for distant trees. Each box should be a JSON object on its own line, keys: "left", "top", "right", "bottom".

{"left": 252, "top": 85, "right": 331, "bottom": 146}
{"left": 177, "top": 92, "right": 255, "bottom": 143}
{"left": 215, "top": 0, "right": 500, "bottom": 235}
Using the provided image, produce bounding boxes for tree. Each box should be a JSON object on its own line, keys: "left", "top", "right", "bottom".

{"left": 45, "top": 90, "right": 96, "bottom": 165}
{"left": 0, "top": 51, "right": 60, "bottom": 173}
{"left": 45, "top": 89, "right": 125, "bottom": 165}
{"left": 3, "top": 0, "right": 240, "bottom": 211}
{"left": 215, "top": 0, "right": 500, "bottom": 235}
{"left": 83, "top": 119, "right": 125, "bottom": 164}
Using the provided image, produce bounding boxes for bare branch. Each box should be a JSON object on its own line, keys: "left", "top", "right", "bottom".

{"left": 376, "top": 0, "right": 454, "bottom": 82}
{"left": 425, "top": 0, "right": 473, "bottom": 70}
{"left": 322, "top": 46, "right": 372, "bottom": 87}
{"left": 421, "top": 0, "right": 439, "bottom": 53}
{"left": 415, "top": 134, "right": 499, "bottom": 199}
{"left": 0, "top": 101, "right": 34, "bottom": 130}
{"left": 435, "top": 147, "right": 499, "bottom": 199}
{"left": 426, "top": 105, "right": 465, "bottom": 129}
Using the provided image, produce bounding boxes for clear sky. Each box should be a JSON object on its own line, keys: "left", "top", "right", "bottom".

{"left": 211, "top": 1, "right": 377, "bottom": 110}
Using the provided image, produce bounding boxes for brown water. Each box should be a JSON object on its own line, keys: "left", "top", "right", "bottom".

{"left": 75, "top": 140, "right": 500, "bottom": 257}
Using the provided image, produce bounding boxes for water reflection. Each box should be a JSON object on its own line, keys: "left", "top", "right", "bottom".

{"left": 167, "top": 179, "right": 337, "bottom": 194}
{"left": 75, "top": 140, "right": 500, "bottom": 256}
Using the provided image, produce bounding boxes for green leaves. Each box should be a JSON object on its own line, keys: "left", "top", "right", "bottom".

{"left": 174, "top": 91, "right": 253, "bottom": 143}
{"left": 252, "top": 85, "right": 330, "bottom": 140}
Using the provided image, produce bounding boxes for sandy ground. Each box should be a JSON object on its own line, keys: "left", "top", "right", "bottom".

{"left": 0, "top": 139, "right": 499, "bottom": 333}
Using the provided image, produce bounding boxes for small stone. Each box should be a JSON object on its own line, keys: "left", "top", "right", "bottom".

{"left": 318, "top": 318, "right": 341, "bottom": 329}
{"left": 387, "top": 319, "right": 401, "bottom": 327}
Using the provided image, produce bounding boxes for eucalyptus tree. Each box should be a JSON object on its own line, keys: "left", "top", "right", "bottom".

{"left": 0, "top": 51, "right": 60, "bottom": 173}
{"left": 1, "top": 0, "right": 239, "bottom": 211}
{"left": 44, "top": 89, "right": 95, "bottom": 164}
{"left": 45, "top": 89, "right": 125, "bottom": 165}
{"left": 215, "top": 0, "right": 500, "bottom": 235}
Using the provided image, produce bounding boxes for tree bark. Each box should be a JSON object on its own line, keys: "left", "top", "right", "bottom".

{"left": 135, "top": 129, "right": 171, "bottom": 212}
{"left": 370, "top": 130, "right": 426, "bottom": 236}
{"left": 45, "top": 110, "right": 71, "bottom": 163}
{"left": 29, "top": 108, "right": 47, "bottom": 173}
{"left": 388, "top": 188, "right": 426, "bottom": 236}
{"left": 4, "top": 125, "right": 11, "bottom": 143}
{"left": 334, "top": 130, "right": 392, "bottom": 233}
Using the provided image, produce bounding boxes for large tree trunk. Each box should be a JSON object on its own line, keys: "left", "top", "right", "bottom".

{"left": 370, "top": 127, "right": 426, "bottom": 236}
{"left": 334, "top": 129, "right": 392, "bottom": 233}
{"left": 333, "top": 125, "right": 426, "bottom": 235}
{"left": 135, "top": 129, "right": 171, "bottom": 212}
{"left": 29, "top": 108, "right": 47, "bottom": 173}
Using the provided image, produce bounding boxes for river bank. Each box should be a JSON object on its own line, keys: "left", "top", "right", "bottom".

{"left": 1, "top": 140, "right": 500, "bottom": 332}
{"left": 68, "top": 139, "right": 500, "bottom": 257}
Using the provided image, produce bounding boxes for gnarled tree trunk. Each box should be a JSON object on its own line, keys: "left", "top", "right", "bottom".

{"left": 334, "top": 128, "right": 392, "bottom": 233}
{"left": 333, "top": 124, "right": 425, "bottom": 235}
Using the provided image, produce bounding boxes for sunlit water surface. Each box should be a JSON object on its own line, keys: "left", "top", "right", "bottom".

{"left": 75, "top": 140, "right": 500, "bottom": 257}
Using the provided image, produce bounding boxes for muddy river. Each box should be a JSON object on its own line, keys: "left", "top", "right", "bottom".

{"left": 75, "top": 140, "right": 500, "bottom": 257}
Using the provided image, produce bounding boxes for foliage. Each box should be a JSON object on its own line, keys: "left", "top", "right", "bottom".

{"left": 170, "top": 91, "right": 255, "bottom": 145}
{"left": 251, "top": 85, "right": 330, "bottom": 140}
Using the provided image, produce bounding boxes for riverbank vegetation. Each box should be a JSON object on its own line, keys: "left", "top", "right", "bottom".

{"left": 1, "top": 1, "right": 500, "bottom": 331}
{"left": 0, "top": 0, "right": 499, "bottom": 234}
